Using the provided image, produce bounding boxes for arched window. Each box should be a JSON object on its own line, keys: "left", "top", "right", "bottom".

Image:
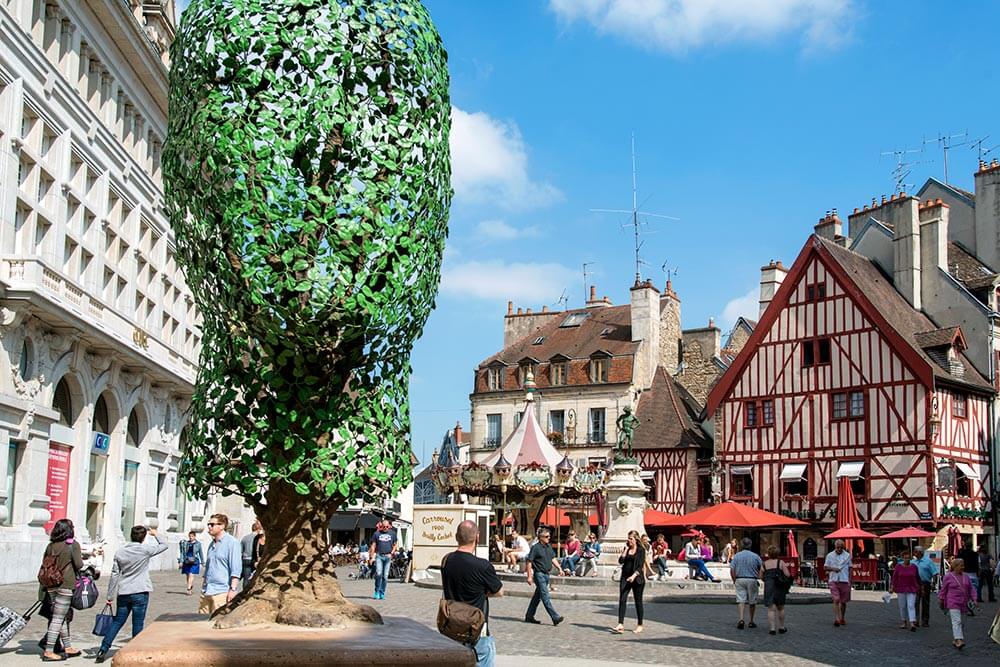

{"left": 127, "top": 410, "right": 141, "bottom": 447}
{"left": 92, "top": 394, "right": 110, "bottom": 434}
{"left": 52, "top": 379, "right": 73, "bottom": 426}
{"left": 18, "top": 339, "right": 33, "bottom": 379}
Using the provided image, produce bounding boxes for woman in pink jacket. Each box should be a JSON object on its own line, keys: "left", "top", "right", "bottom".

{"left": 938, "top": 557, "right": 976, "bottom": 650}
{"left": 890, "top": 552, "right": 919, "bottom": 630}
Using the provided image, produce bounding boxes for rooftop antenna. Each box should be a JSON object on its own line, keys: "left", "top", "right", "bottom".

{"left": 590, "top": 133, "right": 679, "bottom": 285}
{"left": 970, "top": 135, "right": 1000, "bottom": 163}
{"left": 879, "top": 146, "right": 926, "bottom": 194}
{"left": 553, "top": 288, "right": 569, "bottom": 311}
{"left": 582, "top": 262, "right": 594, "bottom": 305}
{"left": 924, "top": 130, "right": 968, "bottom": 184}
{"left": 660, "top": 259, "right": 679, "bottom": 284}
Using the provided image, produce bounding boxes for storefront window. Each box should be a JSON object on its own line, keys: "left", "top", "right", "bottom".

{"left": 87, "top": 394, "right": 111, "bottom": 539}
{"left": 121, "top": 460, "right": 138, "bottom": 533}
{"left": 3, "top": 443, "right": 18, "bottom": 526}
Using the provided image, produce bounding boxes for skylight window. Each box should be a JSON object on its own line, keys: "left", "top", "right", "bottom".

{"left": 600, "top": 327, "right": 612, "bottom": 337}
{"left": 532, "top": 336, "right": 546, "bottom": 345}
{"left": 560, "top": 312, "right": 589, "bottom": 328}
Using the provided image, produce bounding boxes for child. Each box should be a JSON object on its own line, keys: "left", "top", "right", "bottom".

{"left": 938, "top": 557, "right": 976, "bottom": 650}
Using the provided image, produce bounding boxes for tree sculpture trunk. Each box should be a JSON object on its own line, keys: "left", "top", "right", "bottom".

{"left": 212, "top": 482, "right": 381, "bottom": 629}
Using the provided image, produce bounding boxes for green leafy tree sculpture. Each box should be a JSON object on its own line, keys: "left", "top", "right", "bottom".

{"left": 162, "top": 0, "right": 450, "bottom": 628}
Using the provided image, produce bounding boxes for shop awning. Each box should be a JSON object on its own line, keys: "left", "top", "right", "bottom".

{"left": 328, "top": 513, "right": 380, "bottom": 532}
{"left": 956, "top": 462, "right": 980, "bottom": 480}
{"left": 779, "top": 463, "right": 807, "bottom": 481}
{"left": 836, "top": 461, "right": 864, "bottom": 479}
{"left": 731, "top": 465, "right": 753, "bottom": 475}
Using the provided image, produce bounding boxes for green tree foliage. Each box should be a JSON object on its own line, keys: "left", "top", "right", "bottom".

{"left": 163, "top": 0, "right": 451, "bottom": 513}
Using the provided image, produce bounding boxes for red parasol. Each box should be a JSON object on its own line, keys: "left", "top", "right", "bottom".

{"left": 881, "top": 527, "right": 936, "bottom": 540}
{"left": 681, "top": 529, "right": 703, "bottom": 538}
{"left": 947, "top": 527, "right": 963, "bottom": 559}
{"left": 655, "top": 501, "right": 809, "bottom": 528}
{"left": 538, "top": 506, "right": 598, "bottom": 528}
{"left": 787, "top": 530, "right": 799, "bottom": 559}
{"left": 825, "top": 525, "right": 878, "bottom": 540}
{"left": 835, "top": 476, "right": 864, "bottom": 554}
{"left": 644, "top": 508, "right": 681, "bottom": 527}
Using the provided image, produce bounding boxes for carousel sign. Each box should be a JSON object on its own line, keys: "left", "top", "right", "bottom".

{"left": 461, "top": 462, "right": 493, "bottom": 491}
{"left": 515, "top": 462, "right": 553, "bottom": 493}
{"left": 572, "top": 466, "right": 605, "bottom": 495}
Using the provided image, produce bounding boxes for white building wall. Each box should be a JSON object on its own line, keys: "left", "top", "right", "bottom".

{"left": 0, "top": 0, "right": 252, "bottom": 583}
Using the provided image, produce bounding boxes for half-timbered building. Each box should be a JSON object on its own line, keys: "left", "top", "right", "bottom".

{"left": 707, "top": 234, "right": 995, "bottom": 551}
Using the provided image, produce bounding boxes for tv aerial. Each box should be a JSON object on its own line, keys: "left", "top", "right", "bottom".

{"left": 590, "top": 134, "right": 679, "bottom": 285}
{"left": 924, "top": 130, "right": 968, "bottom": 183}
{"left": 970, "top": 135, "right": 999, "bottom": 163}
{"left": 879, "top": 146, "right": 927, "bottom": 194}
{"left": 553, "top": 288, "right": 569, "bottom": 311}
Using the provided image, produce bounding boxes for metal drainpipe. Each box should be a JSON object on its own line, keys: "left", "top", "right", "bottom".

{"left": 989, "top": 313, "right": 1000, "bottom": 556}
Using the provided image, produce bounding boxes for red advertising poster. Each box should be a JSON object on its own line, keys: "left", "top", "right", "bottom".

{"left": 44, "top": 443, "right": 72, "bottom": 534}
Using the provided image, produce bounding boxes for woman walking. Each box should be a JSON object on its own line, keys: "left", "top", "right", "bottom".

{"left": 612, "top": 530, "right": 646, "bottom": 635}
{"left": 890, "top": 551, "right": 919, "bottom": 631}
{"left": 177, "top": 530, "right": 204, "bottom": 595}
{"left": 939, "top": 557, "right": 977, "bottom": 650}
{"left": 762, "top": 545, "right": 791, "bottom": 635}
{"left": 38, "top": 518, "right": 83, "bottom": 661}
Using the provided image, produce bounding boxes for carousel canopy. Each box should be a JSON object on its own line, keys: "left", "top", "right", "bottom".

{"left": 483, "top": 394, "right": 564, "bottom": 469}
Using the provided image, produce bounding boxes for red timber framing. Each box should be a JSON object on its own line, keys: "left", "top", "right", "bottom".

{"left": 637, "top": 449, "right": 689, "bottom": 515}
{"left": 705, "top": 235, "right": 993, "bottom": 529}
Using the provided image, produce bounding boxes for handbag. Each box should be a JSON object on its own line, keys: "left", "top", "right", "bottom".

{"left": 92, "top": 603, "right": 114, "bottom": 637}
{"left": 71, "top": 574, "right": 99, "bottom": 610}
{"left": 437, "top": 598, "right": 485, "bottom": 645}
{"left": 775, "top": 570, "right": 794, "bottom": 592}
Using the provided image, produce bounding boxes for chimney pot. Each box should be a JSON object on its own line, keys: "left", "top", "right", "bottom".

{"left": 992, "top": 159, "right": 999, "bottom": 168}
{"left": 603, "top": 295, "right": 609, "bottom": 302}
{"left": 709, "top": 317, "right": 715, "bottom": 328}
{"left": 881, "top": 195, "right": 888, "bottom": 204}
{"left": 589, "top": 285, "right": 596, "bottom": 301}
{"left": 853, "top": 207, "right": 860, "bottom": 214}
{"left": 517, "top": 307, "right": 523, "bottom": 315}
{"left": 900, "top": 191, "right": 906, "bottom": 197}
{"left": 890, "top": 193, "right": 897, "bottom": 201}
{"left": 507, "top": 300, "right": 513, "bottom": 315}
{"left": 526, "top": 308, "right": 532, "bottom": 314}
{"left": 542, "top": 305, "right": 548, "bottom": 312}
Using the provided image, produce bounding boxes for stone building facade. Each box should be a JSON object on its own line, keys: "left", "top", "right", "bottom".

{"left": 0, "top": 0, "right": 253, "bottom": 583}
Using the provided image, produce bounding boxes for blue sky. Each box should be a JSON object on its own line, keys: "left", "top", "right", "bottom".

{"left": 175, "top": 1, "right": 1000, "bottom": 466}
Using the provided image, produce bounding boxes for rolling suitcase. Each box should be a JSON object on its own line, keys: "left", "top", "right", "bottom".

{"left": 0, "top": 600, "right": 42, "bottom": 649}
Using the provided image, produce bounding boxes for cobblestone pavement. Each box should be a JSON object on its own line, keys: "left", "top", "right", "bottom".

{"left": 1, "top": 569, "right": 999, "bottom": 665}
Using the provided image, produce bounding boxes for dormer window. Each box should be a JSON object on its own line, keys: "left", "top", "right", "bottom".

{"left": 805, "top": 282, "right": 826, "bottom": 302}
{"left": 487, "top": 366, "right": 504, "bottom": 391}
{"left": 532, "top": 336, "right": 546, "bottom": 345}
{"left": 589, "top": 355, "right": 609, "bottom": 383}
{"left": 550, "top": 360, "right": 567, "bottom": 386}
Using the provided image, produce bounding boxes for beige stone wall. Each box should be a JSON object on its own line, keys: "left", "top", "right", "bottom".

{"left": 726, "top": 326, "right": 752, "bottom": 355}
{"left": 676, "top": 341, "right": 721, "bottom": 405}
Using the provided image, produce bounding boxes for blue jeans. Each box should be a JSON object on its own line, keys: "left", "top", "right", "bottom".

{"left": 526, "top": 572, "right": 560, "bottom": 622}
{"left": 968, "top": 574, "right": 980, "bottom": 601}
{"left": 473, "top": 634, "right": 496, "bottom": 667}
{"left": 560, "top": 553, "right": 580, "bottom": 574}
{"left": 99, "top": 592, "right": 149, "bottom": 653}
{"left": 654, "top": 556, "right": 668, "bottom": 576}
{"left": 688, "top": 558, "right": 714, "bottom": 581}
{"left": 373, "top": 554, "right": 391, "bottom": 595}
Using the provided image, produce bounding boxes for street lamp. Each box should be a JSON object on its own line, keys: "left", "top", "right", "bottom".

{"left": 929, "top": 396, "right": 941, "bottom": 442}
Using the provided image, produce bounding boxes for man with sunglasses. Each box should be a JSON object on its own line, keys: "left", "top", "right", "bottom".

{"left": 200, "top": 514, "right": 242, "bottom": 615}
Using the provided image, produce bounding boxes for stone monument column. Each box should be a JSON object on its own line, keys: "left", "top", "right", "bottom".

{"left": 599, "top": 462, "right": 647, "bottom": 565}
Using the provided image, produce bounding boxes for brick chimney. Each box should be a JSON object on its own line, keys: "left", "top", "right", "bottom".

{"left": 814, "top": 209, "right": 843, "bottom": 241}
{"left": 503, "top": 300, "right": 560, "bottom": 348}
{"left": 919, "top": 199, "right": 949, "bottom": 307}
{"left": 759, "top": 260, "right": 788, "bottom": 316}
{"left": 453, "top": 422, "right": 464, "bottom": 461}
{"left": 630, "top": 279, "right": 660, "bottom": 389}
{"left": 974, "top": 160, "right": 1000, "bottom": 271}
{"left": 586, "top": 285, "right": 612, "bottom": 308}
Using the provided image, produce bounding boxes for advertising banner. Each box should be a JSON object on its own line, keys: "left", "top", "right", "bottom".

{"left": 44, "top": 443, "right": 72, "bottom": 534}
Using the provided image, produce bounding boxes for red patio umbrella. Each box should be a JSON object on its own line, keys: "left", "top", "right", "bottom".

{"left": 644, "top": 508, "right": 681, "bottom": 527}
{"left": 835, "top": 476, "right": 864, "bottom": 554}
{"left": 656, "top": 501, "right": 809, "bottom": 528}
{"left": 947, "top": 527, "right": 963, "bottom": 559}
{"left": 825, "top": 525, "right": 878, "bottom": 540}
{"left": 538, "top": 506, "right": 598, "bottom": 528}
{"left": 681, "top": 529, "right": 703, "bottom": 538}
{"left": 882, "top": 526, "right": 936, "bottom": 557}
{"left": 787, "top": 530, "right": 799, "bottom": 559}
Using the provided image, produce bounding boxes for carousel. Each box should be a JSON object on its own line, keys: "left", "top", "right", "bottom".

{"left": 430, "top": 371, "right": 609, "bottom": 544}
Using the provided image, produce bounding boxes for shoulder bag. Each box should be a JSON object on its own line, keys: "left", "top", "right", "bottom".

{"left": 436, "top": 553, "right": 486, "bottom": 645}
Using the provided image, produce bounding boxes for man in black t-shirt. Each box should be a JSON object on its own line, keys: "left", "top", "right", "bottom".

{"left": 442, "top": 521, "right": 503, "bottom": 667}
{"left": 524, "top": 528, "right": 564, "bottom": 626}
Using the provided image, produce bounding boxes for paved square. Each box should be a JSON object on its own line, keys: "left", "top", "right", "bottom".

{"left": 1, "top": 570, "right": 998, "bottom": 665}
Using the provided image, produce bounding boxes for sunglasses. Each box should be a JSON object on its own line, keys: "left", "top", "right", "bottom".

{"left": 206, "top": 522, "right": 221, "bottom": 527}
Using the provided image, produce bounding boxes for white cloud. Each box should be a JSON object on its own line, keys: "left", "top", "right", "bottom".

{"left": 440, "top": 260, "right": 576, "bottom": 303}
{"left": 450, "top": 107, "right": 562, "bottom": 209}
{"left": 474, "top": 219, "right": 541, "bottom": 241}
{"left": 720, "top": 286, "right": 759, "bottom": 330}
{"left": 549, "top": 0, "right": 855, "bottom": 54}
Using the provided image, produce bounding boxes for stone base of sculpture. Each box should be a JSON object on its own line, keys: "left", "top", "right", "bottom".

{"left": 598, "top": 462, "right": 648, "bottom": 566}
{"left": 112, "top": 614, "right": 475, "bottom": 667}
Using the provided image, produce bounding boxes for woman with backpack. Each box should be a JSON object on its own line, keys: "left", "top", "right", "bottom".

{"left": 762, "top": 544, "right": 792, "bottom": 635}
{"left": 37, "top": 518, "right": 83, "bottom": 661}
{"left": 177, "top": 531, "right": 204, "bottom": 595}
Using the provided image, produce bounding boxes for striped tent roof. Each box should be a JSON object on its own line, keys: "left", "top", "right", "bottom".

{"left": 483, "top": 394, "right": 564, "bottom": 469}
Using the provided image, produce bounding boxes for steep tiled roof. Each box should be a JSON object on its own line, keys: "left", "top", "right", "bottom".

{"left": 632, "top": 366, "right": 710, "bottom": 450}
{"left": 948, "top": 242, "right": 997, "bottom": 284}
{"left": 478, "top": 305, "right": 639, "bottom": 367}
{"left": 819, "top": 238, "right": 992, "bottom": 392}
{"left": 914, "top": 327, "right": 962, "bottom": 350}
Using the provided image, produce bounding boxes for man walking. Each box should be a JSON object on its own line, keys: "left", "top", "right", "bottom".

{"left": 824, "top": 539, "right": 852, "bottom": 626}
{"left": 369, "top": 519, "right": 397, "bottom": 600}
{"left": 240, "top": 520, "right": 261, "bottom": 587}
{"left": 441, "top": 520, "right": 503, "bottom": 667}
{"left": 913, "top": 546, "right": 935, "bottom": 627}
{"left": 977, "top": 544, "right": 996, "bottom": 602}
{"left": 95, "top": 526, "right": 168, "bottom": 663}
{"left": 200, "top": 513, "right": 242, "bottom": 615}
{"left": 957, "top": 539, "right": 981, "bottom": 601}
{"left": 730, "top": 537, "right": 763, "bottom": 629}
{"left": 524, "top": 528, "right": 564, "bottom": 626}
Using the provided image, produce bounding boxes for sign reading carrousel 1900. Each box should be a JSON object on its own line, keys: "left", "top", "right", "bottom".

{"left": 415, "top": 508, "right": 464, "bottom": 547}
